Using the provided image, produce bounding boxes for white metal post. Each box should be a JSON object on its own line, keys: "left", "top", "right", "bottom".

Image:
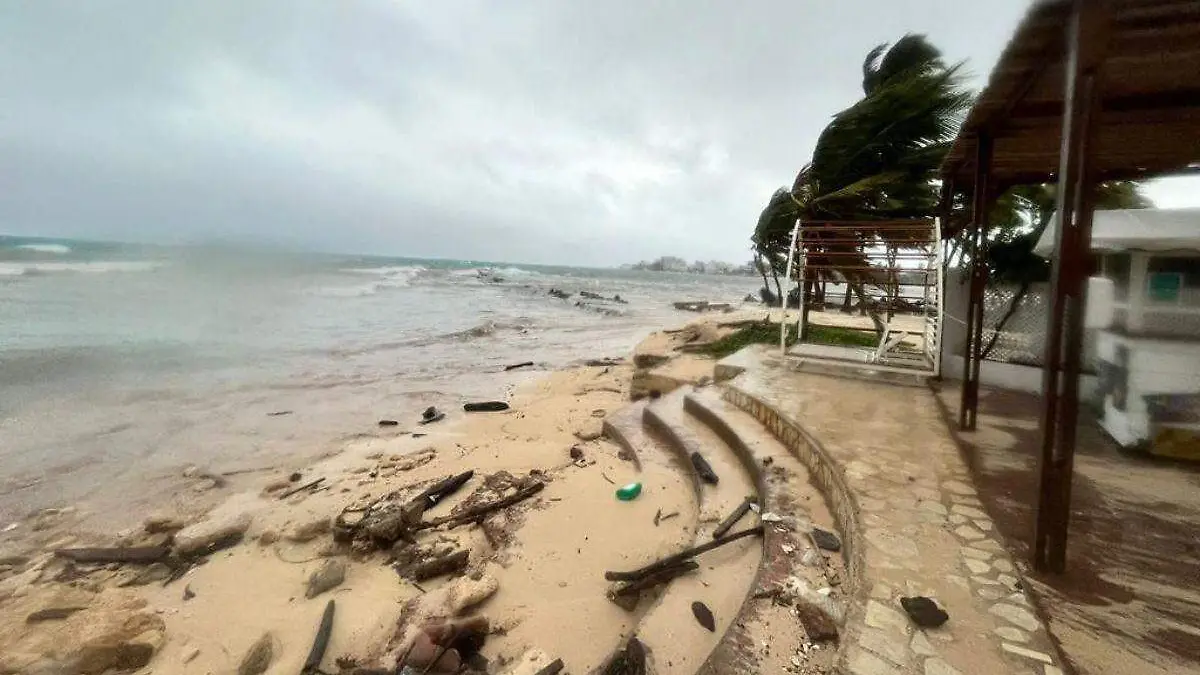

{"left": 780, "top": 219, "right": 801, "bottom": 354}
{"left": 795, "top": 224, "right": 808, "bottom": 347}
{"left": 933, "top": 218, "right": 945, "bottom": 377}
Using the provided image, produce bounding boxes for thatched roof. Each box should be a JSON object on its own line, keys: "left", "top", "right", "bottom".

{"left": 940, "top": 0, "right": 1200, "bottom": 188}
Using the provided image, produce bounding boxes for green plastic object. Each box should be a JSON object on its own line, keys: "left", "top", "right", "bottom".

{"left": 615, "top": 482, "right": 642, "bottom": 501}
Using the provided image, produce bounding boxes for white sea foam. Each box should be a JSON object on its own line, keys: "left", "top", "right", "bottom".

{"left": 15, "top": 243, "right": 72, "bottom": 254}
{"left": 0, "top": 261, "right": 163, "bottom": 276}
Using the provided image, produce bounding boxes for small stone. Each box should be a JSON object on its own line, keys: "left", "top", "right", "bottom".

{"left": 262, "top": 479, "right": 290, "bottom": 493}
{"left": 864, "top": 600, "right": 910, "bottom": 635}
{"left": 961, "top": 547, "right": 992, "bottom": 561}
{"left": 795, "top": 602, "right": 838, "bottom": 642}
{"left": 963, "top": 559, "right": 991, "bottom": 575}
{"left": 125, "top": 563, "right": 173, "bottom": 586}
{"left": 994, "top": 626, "right": 1028, "bottom": 643}
{"left": 900, "top": 596, "right": 948, "bottom": 628}
{"left": 919, "top": 501, "right": 948, "bottom": 515}
{"left": 305, "top": 559, "right": 347, "bottom": 598}
{"left": 72, "top": 626, "right": 164, "bottom": 675}
{"left": 810, "top": 527, "right": 841, "bottom": 552}
{"left": 910, "top": 630, "right": 937, "bottom": 656}
{"left": 289, "top": 472, "right": 303, "bottom": 482}
{"left": 1001, "top": 643, "right": 1053, "bottom": 664}
{"left": 940, "top": 480, "right": 974, "bottom": 496}
{"left": 950, "top": 504, "right": 987, "bottom": 519}
{"left": 953, "top": 525, "right": 984, "bottom": 541}
{"left": 143, "top": 515, "right": 186, "bottom": 534}
{"left": 182, "top": 647, "right": 201, "bottom": 663}
{"left": 287, "top": 517, "right": 331, "bottom": 543}
{"left": 857, "top": 627, "right": 907, "bottom": 665}
{"left": 989, "top": 603, "right": 1040, "bottom": 631}
{"left": 976, "top": 586, "right": 1005, "bottom": 601}
{"left": 238, "top": 632, "right": 274, "bottom": 675}
{"left": 182, "top": 465, "right": 200, "bottom": 478}
{"left": 865, "top": 529, "right": 919, "bottom": 558}
{"left": 924, "top": 657, "right": 962, "bottom": 675}
{"left": 174, "top": 511, "right": 252, "bottom": 556}
{"left": 847, "top": 647, "right": 892, "bottom": 675}
{"left": 258, "top": 530, "right": 280, "bottom": 546}
{"left": 569, "top": 446, "right": 584, "bottom": 461}
{"left": 573, "top": 424, "right": 603, "bottom": 442}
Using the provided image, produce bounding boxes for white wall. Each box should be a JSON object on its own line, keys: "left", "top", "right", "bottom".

{"left": 941, "top": 267, "right": 1099, "bottom": 397}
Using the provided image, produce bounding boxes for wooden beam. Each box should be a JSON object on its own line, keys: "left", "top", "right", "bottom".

{"left": 959, "top": 133, "right": 993, "bottom": 432}
{"left": 1033, "top": 0, "right": 1111, "bottom": 575}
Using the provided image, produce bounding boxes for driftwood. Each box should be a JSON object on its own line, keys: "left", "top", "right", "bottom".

{"left": 712, "top": 496, "right": 756, "bottom": 539}
{"left": 419, "top": 471, "right": 474, "bottom": 508}
{"left": 604, "top": 526, "right": 764, "bottom": 582}
{"left": 406, "top": 550, "right": 470, "bottom": 582}
{"left": 26, "top": 607, "right": 87, "bottom": 623}
{"left": 463, "top": 401, "right": 510, "bottom": 412}
{"left": 504, "top": 361, "right": 534, "bottom": 371}
{"left": 279, "top": 477, "right": 325, "bottom": 500}
{"left": 533, "top": 659, "right": 565, "bottom": 675}
{"left": 302, "top": 599, "right": 336, "bottom": 675}
{"left": 54, "top": 546, "right": 170, "bottom": 564}
{"left": 415, "top": 482, "right": 545, "bottom": 531}
{"left": 365, "top": 501, "right": 424, "bottom": 546}
{"left": 690, "top": 452, "right": 719, "bottom": 484}
{"left": 608, "top": 560, "right": 698, "bottom": 609}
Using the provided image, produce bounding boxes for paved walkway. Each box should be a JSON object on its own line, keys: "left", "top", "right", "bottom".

{"left": 721, "top": 346, "right": 1064, "bottom": 675}
{"left": 938, "top": 386, "right": 1200, "bottom": 675}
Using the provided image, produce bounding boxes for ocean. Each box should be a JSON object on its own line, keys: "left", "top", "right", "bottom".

{"left": 0, "top": 235, "right": 760, "bottom": 528}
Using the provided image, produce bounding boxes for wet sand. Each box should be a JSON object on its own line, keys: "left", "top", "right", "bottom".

{"left": 0, "top": 313, "right": 757, "bottom": 674}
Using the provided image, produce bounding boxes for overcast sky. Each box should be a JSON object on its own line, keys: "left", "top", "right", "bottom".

{"left": 3, "top": 2, "right": 1197, "bottom": 266}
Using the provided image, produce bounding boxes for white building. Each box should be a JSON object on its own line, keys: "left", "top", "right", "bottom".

{"left": 1035, "top": 208, "right": 1200, "bottom": 458}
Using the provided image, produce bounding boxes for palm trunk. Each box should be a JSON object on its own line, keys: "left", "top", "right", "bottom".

{"left": 847, "top": 279, "right": 885, "bottom": 336}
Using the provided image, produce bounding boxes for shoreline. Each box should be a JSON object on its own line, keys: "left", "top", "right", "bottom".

{"left": 0, "top": 310, "right": 758, "bottom": 675}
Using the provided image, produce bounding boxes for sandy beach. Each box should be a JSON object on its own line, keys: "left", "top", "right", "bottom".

{"left": 0, "top": 311, "right": 786, "bottom": 675}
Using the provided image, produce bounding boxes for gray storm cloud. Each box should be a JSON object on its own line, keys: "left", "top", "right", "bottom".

{"left": 0, "top": 1, "right": 1128, "bottom": 265}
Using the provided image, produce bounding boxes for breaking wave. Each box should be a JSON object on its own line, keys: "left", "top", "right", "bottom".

{"left": 0, "top": 261, "right": 163, "bottom": 277}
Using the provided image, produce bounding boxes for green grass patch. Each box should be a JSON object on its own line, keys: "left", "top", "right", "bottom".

{"left": 697, "top": 321, "right": 878, "bottom": 359}
{"left": 805, "top": 323, "right": 879, "bottom": 349}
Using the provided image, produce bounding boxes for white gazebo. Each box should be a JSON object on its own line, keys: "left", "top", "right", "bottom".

{"left": 1037, "top": 207, "right": 1200, "bottom": 459}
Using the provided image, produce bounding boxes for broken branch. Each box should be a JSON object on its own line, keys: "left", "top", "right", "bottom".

{"left": 712, "top": 495, "right": 756, "bottom": 539}
{"left": 279, "top": 477, "right": 325, "bottom": 499}
{"left": 415, "top": 482, "right": 545, "bottom": 531}
{"left": 302, "top": 599, "right": 336, "bottom": 675}
{"left": 604, "top": 526, "right": 764, "bottom": 582}
{"left": 54, "top": 546, "right": 170, "bottom": 564}
{"left": 405, "top": 550, "right": 470, "bottom": 582}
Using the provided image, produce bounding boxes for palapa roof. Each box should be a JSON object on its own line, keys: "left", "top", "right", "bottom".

{"left": 940, "top": 0, "right": 1200, "bottom": 188}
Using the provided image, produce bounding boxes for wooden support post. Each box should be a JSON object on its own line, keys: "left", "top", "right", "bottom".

{"left": 1034, "top": 0, "right": 1110, "bottom": 574}
{"left": 959, "top": 133, "right": 993, "bottom": 431}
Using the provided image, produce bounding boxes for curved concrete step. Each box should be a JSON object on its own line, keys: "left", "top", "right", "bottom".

{"left": 722, "top": 354, "right": 1069, "bottom": 675}
{"left": 632, "top": 387, "right": 762, "bottom": 674}
{"left": 684, "top": 388, "right": 844, "bottom": 674}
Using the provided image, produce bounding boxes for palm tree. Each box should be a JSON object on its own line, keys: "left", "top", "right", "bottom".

{"left": 752, "top": 35, "right": 972, "bottom": 335}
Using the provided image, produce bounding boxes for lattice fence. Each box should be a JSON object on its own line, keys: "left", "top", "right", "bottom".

{"left": 981, "top": 282, "right": 1102, "bottom": 369}
{"left": 981, "top": 283, "right": 1049, "bottom": 366}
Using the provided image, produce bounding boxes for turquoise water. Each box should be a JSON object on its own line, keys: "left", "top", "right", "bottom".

{"left": 0, "top": 236, "right": 758, "bottom": 526}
